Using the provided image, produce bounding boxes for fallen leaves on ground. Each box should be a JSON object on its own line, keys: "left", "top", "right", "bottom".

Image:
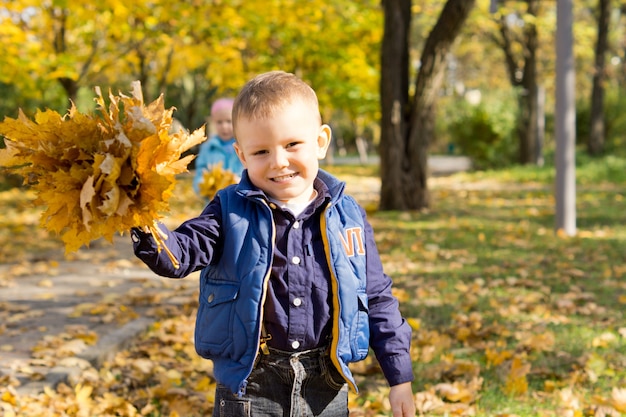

{"left": 1, "top": 170, "right": 625, "bottom": 416}
{"left": 1, "top": 304, "right": 209, "bottom": 417}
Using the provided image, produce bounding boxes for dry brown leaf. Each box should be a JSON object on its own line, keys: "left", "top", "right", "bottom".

{"left": 434, "top": 377, "right": 483, "bottom": 404}
{"left": 519, "top": 331, "right": 555, "bottom": 353}
{"left": 415, "top": 390, "right": 445, "bottom": 414}
{"left": 610, "top": 387, "right": 626, "bottom": 413}
{"left": 591, "top": 332, "right": 618, "bottom": 348}
{"left": 558, "top": 387, "right": 581, "bottom": 411}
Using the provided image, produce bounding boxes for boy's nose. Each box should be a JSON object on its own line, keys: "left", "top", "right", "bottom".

{"left": 271, "top": 149, "right": 289, "bottom": 168}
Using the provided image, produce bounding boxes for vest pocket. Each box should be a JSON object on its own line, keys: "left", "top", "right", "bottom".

{"left": 352, "top": 292, "right": 370, "bottom": 358}
{"left": 195, "top": 280, "right": 240, "bottom": 358}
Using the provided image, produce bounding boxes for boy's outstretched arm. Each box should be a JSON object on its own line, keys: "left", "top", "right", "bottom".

{"left": 389, "top": 382, "right": 416, "bottom": 417}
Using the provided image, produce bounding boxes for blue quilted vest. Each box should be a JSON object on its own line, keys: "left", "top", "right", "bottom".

{"left": 194, "top": 170, "right": 370, "bottom": 395}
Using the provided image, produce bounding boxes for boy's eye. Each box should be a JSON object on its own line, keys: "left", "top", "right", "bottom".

{"left": 286, "top": 141, "right": 301, "bottom": 148}
{"left": 253, "top": 150, "right": 268, "bottom": 156}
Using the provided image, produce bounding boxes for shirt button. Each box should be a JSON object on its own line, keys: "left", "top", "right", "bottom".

{"left": 293, "top": 297, "right": 302, "bottom": 307}
{"left": 291, "top": 340, "right": 300, "bottom": 350}
{"left": 293, "top": 221, "right": 300, "bottom": 229}
{"left": 291, "top": 256, "right": 301, "bottom": 265}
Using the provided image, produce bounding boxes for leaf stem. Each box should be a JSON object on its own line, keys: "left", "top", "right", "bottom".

{"left": 148, "top": 222, "right": 180, "bottom": 269}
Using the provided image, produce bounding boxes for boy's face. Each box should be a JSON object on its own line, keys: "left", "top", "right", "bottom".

{"left": 233, "top": 99, "right": 331, "bottom": 205}
{"left": 211, "top": 106, "right": 234, "bottom": 141}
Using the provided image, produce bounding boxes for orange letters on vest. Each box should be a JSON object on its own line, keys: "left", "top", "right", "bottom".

{"left": 339, "top": 227, "right": 365, "bottom": 257}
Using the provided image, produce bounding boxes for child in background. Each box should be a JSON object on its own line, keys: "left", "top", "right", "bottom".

{"left": 131, "top": 71, "right": 415, "bottom": 416}
{"left": 192, "top": 97, "right": 244, "bottom": 195}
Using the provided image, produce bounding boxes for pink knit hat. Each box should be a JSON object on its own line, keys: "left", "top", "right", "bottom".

{"left": 211, "top": 98, "right": 234, "bottom": 115}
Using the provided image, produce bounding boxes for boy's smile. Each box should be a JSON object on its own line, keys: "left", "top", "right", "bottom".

{"left": 271, "top": 172, "right": 297, "bottom": 182}
{"left": 234, "top": 99, "right": 331, "bottom": 205}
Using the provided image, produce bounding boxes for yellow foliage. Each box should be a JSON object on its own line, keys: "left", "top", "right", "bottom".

{"left": 0, "top": 81, "right": 205, "bottom": 255}
{"left": 198, "top": 163, "right": 238, "bottom": 201}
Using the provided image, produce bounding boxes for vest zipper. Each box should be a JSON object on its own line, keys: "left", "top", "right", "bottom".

{"left": 320, "top": 202, "right": 358, "bottom": 393}
{"left": 238, "top": 198, "right": 276, "bottom": 397}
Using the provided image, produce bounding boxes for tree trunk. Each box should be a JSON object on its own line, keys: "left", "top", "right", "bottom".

{"left": 588, "top": 0, "right": 611, "bottom": 156}
{"left": 51, "top": 7, "right": 78, "bottom": 102}
{"left": 50, "top": 4, "right": 98, "bottom": 103}
{"left": 58, "top": 78, "right": 79, "bottom": 103}
{"left": 517, "top": 81, "right": 539, "bottom": 165}
{"left": 380, "top": 0, "right": 476, "bottom": 210}
{"left": 380, "top": 0, "right": 411, "bottom": 210}
{"left": 517, "top": 0, "right": 540, "bottom": 164}
{"left": 496, "top": 0, "right": 541, "bottom": 165}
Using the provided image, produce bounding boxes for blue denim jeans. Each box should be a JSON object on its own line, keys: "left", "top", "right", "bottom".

{"left": 212, "top": 346, "right": 349, "bottom": 417}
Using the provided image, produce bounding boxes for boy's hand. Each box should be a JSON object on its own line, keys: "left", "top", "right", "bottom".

{"left": 130, "top": 227, "right": 151, "bottom": 243}
{"left": 389, "top": 382, "right": 415, "bottom": 417}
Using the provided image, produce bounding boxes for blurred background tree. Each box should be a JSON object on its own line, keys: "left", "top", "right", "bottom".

{"left": 0, "top": 0, "right": 381, "bottom": 139}
{"left": 1, "top": 0, "right": 625, "bottom": 199}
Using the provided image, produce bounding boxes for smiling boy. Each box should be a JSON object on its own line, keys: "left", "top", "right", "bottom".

{"left": 131, "top": 71, "right": 415, "bottom": 416}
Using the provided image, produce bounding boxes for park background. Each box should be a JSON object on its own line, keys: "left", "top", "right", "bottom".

{"left": 1, "top": 1, "right": 626, "bottom": 416}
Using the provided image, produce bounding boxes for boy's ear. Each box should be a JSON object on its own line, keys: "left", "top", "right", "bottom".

{"left": 233, "top": 142, "right": 247, "bottom": 167}
{"left": 316, "top": 124, "right": 332, "bottom": 159}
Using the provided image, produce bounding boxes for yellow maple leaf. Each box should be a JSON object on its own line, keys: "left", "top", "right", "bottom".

{"left": 74, "top": 383, "right": 94, "bottom": 406}
{"left": 504, "top": 356, "right": 530, "bottom": 396}
{"left": 198, "top": 163, "right": 239, "bottom": 200}
{"left": 485, "top": 347, "right": 514, "bottom": 368}
{"left": 195, "top": 376, "right": 215, "bottom": 392}
{"left": 1, "top": 390, "right": 17, "bottom": 406}
{"left": 406, "top": 317, "right": 421, "bottom": 331}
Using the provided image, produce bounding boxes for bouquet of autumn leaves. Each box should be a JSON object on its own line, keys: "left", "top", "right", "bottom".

{"left": 0, "top": 81, "right": 205, "bottom": 265}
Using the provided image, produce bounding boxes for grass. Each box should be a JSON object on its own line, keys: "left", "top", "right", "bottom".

{"left": 454, "top": 153, "right": 626, "bottom": 185}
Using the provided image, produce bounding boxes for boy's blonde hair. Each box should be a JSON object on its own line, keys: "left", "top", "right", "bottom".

{"left": 232, "top": 71, "right": 321, "bottom": 136}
